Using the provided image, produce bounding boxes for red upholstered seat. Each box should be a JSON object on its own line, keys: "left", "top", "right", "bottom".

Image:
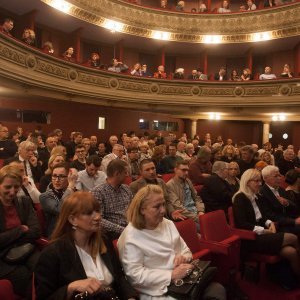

{"left": 34, "top": 203, "right": 47, "bottom": 236}
{"left": 228, "top": 207, "right": 281, "bottom": 281}
{"left": 174, "top": 218, "right": 210, "bottom": 259}
{"left": 123, "top": 176, "right": 132, "bottom": 185}
{"left": 161, "top": 173, "right": 174, "bottom": 183}
{"left": 0, "top": 279, "right": 20, "bottom": 300}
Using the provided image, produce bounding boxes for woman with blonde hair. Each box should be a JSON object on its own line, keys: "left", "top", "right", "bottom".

{"left": 35, "top": 191, "right": 137, "bottom": 300}
{"left": 22, "top": 28, "right": 36, "bottom": 46}
{"left": 221, "top": 145, "right": 236, "bottom": 163}
{"left": 39, "top": 153, "right": 65, "bottom": 192}
{"left": 118, "top": 185, "right": 225, "bottom": 300}
{"left": 226, "top": 161, "right": 240, "bottom": 193}
{"left": 50, "top": 145, "right": 67, "bottom": 158}
{"left": 233, "top": 169, "right": 300, "bottom": 277}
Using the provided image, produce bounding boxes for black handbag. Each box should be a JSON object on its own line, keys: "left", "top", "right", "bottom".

{"left": 168, "top": 260, "right": 217, "bottom": 300}
{"left": 74, "top": 287, "right": 120, "bottom": 300}
{"left": 4, "top": 243, "right": 35, "bottom": 263}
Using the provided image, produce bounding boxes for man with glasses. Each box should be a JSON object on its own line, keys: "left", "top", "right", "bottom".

{"left": 260, "top": 165, "right": 300, "bottom": 234}
{"left": 167, "top": 161, "right": 205, "bottom": 225}
{"left": 40, "top": 162, "right": 78, "bottom": 237}
{"left": 70, "top": 144, "right": 87, "bottom": 171}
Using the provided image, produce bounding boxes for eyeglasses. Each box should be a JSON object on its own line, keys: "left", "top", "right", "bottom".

{"left": 76, "top": 150, "right": 85, "bottom": 153}
{"left": 178, "top": 168, "right": 189, "bottom": 172}
{"left": 52, "top": 175, "right": 68, "bottom": 181}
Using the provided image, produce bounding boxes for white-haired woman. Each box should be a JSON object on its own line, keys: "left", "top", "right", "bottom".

{"left": 233, "top": 168, "right": 300, "bottom": 276}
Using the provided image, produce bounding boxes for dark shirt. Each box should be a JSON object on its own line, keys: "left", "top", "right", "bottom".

{"left": 0, "top": 139, "right": 17, "bottom": 159}
{"left": 277, "top": 158, "right": 295, "bottom": 176}
{"left": 237, "top": 158, "right": 258, "bottom": 177}
{"left": 159, "top": 155, "right": 183, "bottom": 174}
{"left": 70, "top": 159, "right": 85, "bottom": 171}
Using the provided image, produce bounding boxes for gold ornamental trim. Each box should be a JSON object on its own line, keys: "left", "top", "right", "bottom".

{"left": 40, "top": 0, "right": 300, "bottom": 43}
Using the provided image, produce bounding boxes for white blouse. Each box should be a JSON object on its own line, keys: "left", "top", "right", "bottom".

{"left": 118, "top": 218, "right": 192, "bottom": 300}
{"left": 75, "top": 245, "right": 113, "bottom": 286}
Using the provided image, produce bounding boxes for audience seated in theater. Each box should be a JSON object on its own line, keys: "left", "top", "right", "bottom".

{"left": 0, "top": 18, "right": 14, "bottom": 36}
{"left": 259, "top": 66, "right": 277, "bottom": 80}
{"left": 139, "top": 142, "right": 152, "bottom": 161}
{"left": 260, "top": 165, "right": 300, "bottom": 235}
{"left": 173, "top": 67, "right": 185, "bottom": 79}
{"left": 101, "top": 144, "right": 126, "bottom": 174}
{"left": 226, "top": 161, "right": 240, "bottom": 193}
{"left": 40, "top": 162, "right": 77, "bottom": 237}
{"left": 237, "top": 145, "right": 258, "bottom": 176}
{"left": 240, "top": 68, "right": 253, "bottom": 81}
{"left": 0, "top": 126, "right": 17, "bottom": 159}
{"left": 200, "top": 161, "right": 234, "bottom": 215}
{"left": 221, "top": 145, "right": 236, "bottom": 163}
{"left": 130, "top": 158, "right": 180, "bottom": 218}
{"left": 255, "top": 160, "right": 268, "bottom": 172}
{"left": 214, "top": 66, "right": 227, "bottom": 81}
{"left": 159, "top": 143, "right": 183, "bottom": 174}
{"left": 188, "top": 69, "right": 199, "bottom": 80}
{"left": 260, "top": 150, "right": 275, "bottom": 165}
{"left": 65, "top": 131, "right": 83, "bottom": 160}
{"left": 62, "top": 46, "right": 76, "bottom": 62}
{"left": 188, "top": 146, "right": 212, "bottom": 185}
{"left": 141, "top": 63, "right": 152, "bottom": 77}
{"left": 280, "top": 63, "right": 293, "bottom": 78}
{"left": 151, "top": 144, "right": 166, "bottom": 174}
{"left": 285, "top": 169, "right": 300, "bottom": 215}
{"left": 199, "top": 0, "right": 208, "bottom": 12}
{"left": 211, "top": 146, "right": 223, "bottom": 163}
{"left": 153, "top": 65, "right": 167, "bottom": 79}
{"left": 39, "top": 153, "right": 65, "bottom": 193}
{"left": 176, "top": 0, "right": 185, "bottom": 11}
{"left": 21, "top": 28, "right": 36, "bottom": 47}
{"left": 76, "top": 155, "right": 106, "bottom": 191}
{"left": 108, "top": 58, "right": 129, "bottom": 73}
{"left": 239, "top": 5, "right": 247, "bottom": 11}
{"left": 160, "top": 0, "right": 167, "bottom": 8}
{"left": 247, "top": 0, "right": 257, "bottom": 10}
{"left": 127, "top": 147, "right": 140, "bottom": 181}
{"left": 176, "top": 141, "right": 189, "bottom": 160}
{"left": 130, "top": 63, "right": 143, "bottom": 76}
{"left": 167, "top": 160, "right": 205, "bottom": 225}
{"left": 91, "top": 160, "right": 131, "bottom": 240}
{"left": 95, "top": 142, "right": 108, "bottom": 160}
{"left": 218, "top": 0, "right": 231, "bottom": 13}
{"left": 85, "top": 52, "right": 105, "bottom": 69}
{"left": 35, "top": 191, "right": 138, "bottom": 300}
{"left": 9, "top": 161, "right": 41, "bottom": 204}
{"left": 38, "top": 136, "right": 57, "bottom": 173}
{"left": 42, "top": 41, "right": 54, "bottom": 54}
{"left": 277, "top": 148, "right": 296, "bottom": 175}
{"left": 5, "top": 140, "right": 43, "bottom": 183}
{"left": 88, "top": 135, "right": 98, "bottom": 155}
{"left": 118, "top": 185, "right": 226, "bottom": 300}
{"left": 232, "top": 168, "right": 300, "bottom": 278}
{"left": 82, "top": 138, "right": 91, "bottom": 157}
{"left": 106, "top": 135, "right": 119, "bottom": 153}
{"left": 0, "top": 165, "right": 41, "bottom": 298}
{"left": 230, "top": 69, "right": 241, "bottom": 81}
{"left": 185, "top": 143, "right": 196, "bottom": 160}
{"left": 70, "top": 144, "right": 87, "bottom": 171}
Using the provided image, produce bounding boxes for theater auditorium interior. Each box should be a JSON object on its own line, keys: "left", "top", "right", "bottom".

{"left": 0, "top": 0, "right": 300, "bottom": 299}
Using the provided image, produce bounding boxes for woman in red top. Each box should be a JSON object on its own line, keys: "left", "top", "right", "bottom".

{"left": 0, "top": 165, "right": 41, "bottom": 297}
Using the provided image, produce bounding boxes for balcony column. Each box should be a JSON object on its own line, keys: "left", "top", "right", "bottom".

{"left": 190, "top": 119, "right": 198, "bottom": 139}
{"left": 246, "top": 48, "right": 253, "bottom": 73}
{"left": 72, "top": 28, "right": 83, "bottom": 63}
{"left": 161, "top": 47, "right": 165, "bottom": 66}
{"left": 117, "top": 40, "right": 124, "bottom": 61}
{"left": 262, "top": 122, "right": 270, "bottom": 145}
{"left": 23, "top": 10, "right": 37, "bottom": 30}
{"left": 294, "top": 43, "right": 300, "bottom": 76}
{"left": 207, "top": 0, "right": 212, "bottom": 11}
{"left": 200, "top": 50, "right": 208, "bottom": 74}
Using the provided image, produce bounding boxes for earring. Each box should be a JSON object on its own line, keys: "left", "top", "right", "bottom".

{"left": 72, "top": 224, "right": 77, "bottom": 230}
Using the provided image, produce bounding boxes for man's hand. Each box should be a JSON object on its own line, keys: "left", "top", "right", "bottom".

{"left": 277, "top": 196, "right": 289, "bottom": 207}
{"left": 171, "top": 210, "right": 187, "bottom": 221}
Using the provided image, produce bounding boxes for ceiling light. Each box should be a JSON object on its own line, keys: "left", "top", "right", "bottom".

{"left": 103, "top": 20, "right": 124, "bottom": 33}
{"left": 208, "top": 113, "right": 221, "bottom": 120}
{"left": 203, "top": 35, "right": 222, "bottom": 44}
{"left": 272, "top": 113, "right": 286, "bottom": 121}
{"left": 152, "top": 31, "right": 171, "bottom": 40}
{"left": 252, "top": 31, "right": 271, "bottom": 42}
{"left": 51, "top": 0, "right": 71, "bottom": 13}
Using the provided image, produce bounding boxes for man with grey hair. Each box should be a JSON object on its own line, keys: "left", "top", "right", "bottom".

{"left": 101, "top": 144, "right": 126, "bottom": 173}
{"left": 200, "top": 161, "right": 234, "bottom": 215}
{"left": 277, "top": 148, "right": 296, "bottom": 176}
{"left": 260, "top": 165, "right": 300, "bottom": 234}
{"left": 5, "top": 140, "right": 43, "bottom": 182}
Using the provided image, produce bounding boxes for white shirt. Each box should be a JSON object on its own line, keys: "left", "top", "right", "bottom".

{"left": 76, "top": 169, "right": 107, "bottom": 191}
{"left": 75, "top": 245, "right": 113, "bottom": 286}
{"left": 118, "top": 218, "right": 192, "bottom": 299}
{"left": 259, "top": 73, "right": 277, "bottom": 80}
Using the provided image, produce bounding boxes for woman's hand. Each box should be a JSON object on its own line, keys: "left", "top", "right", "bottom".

{"left": 20, "top": 225, "right": 29, "bottom": 232}
{"left": 173, "top": 255, "right": 191, "bottom": 267}
{"left": 269, "top": 222, "right": 276, "bottom": 233}
{"left": 67, "top": 278, "right": 102, "bottom": 297}
{"left": 171, "top": 263, "right": 194, "bottom": 280}
{"left": 68, "top": 168, "right": 78, "bottom": 189}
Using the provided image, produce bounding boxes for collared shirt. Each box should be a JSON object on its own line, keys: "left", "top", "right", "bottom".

{"left": 183, "top": 182, "right": 197, "bottom": 214}
{"left": 266, "top": 183, "right": 280, "bottom": 197}
{"left": 76, "top": 170, "right": 107, "bottom": 191}
{"left": 249, "top": 194, "right": 271, "bottom": 235}
{"left": 100, "top": 153, "right": 118, "bottom": 173}
{"left": 18, "top": 155, "right": 33, "bottom": 180}
{"left": 91, "top": 182, "right": 132, "bottom": 236}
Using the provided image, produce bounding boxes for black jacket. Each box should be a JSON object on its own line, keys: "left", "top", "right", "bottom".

{"left": 34, "top": 236, "right": 138, "bottom": 300}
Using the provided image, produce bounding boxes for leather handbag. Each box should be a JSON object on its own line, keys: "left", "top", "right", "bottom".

{"left": 168, "top": 260, "right": 217, "bottom": 300}
{"left": 5, "top": 243, "right": 35, "bottom": 263}
{"left": 74, "top": 287, "right": 120, "bottom": 300}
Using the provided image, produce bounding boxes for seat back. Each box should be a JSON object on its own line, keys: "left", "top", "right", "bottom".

{"left": 199, "top": 210, "right": 232, "bottom": 242}
{"left": 228, "top": 207, "right": 235, "bottom": 227}
{"left": 0, "top": 280, "right": 17, "bottom": 300}
{"left": 34, "top": 203, "right": 46, "bottom": 236}
{"left": 123, "top": 176, "right": 132, "bottom": 185}
{"left": 161, "top": 173, "right": 174, "bottom": 183}
{"left": 174, "top": 219, "right": 200, "bottom": 254}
